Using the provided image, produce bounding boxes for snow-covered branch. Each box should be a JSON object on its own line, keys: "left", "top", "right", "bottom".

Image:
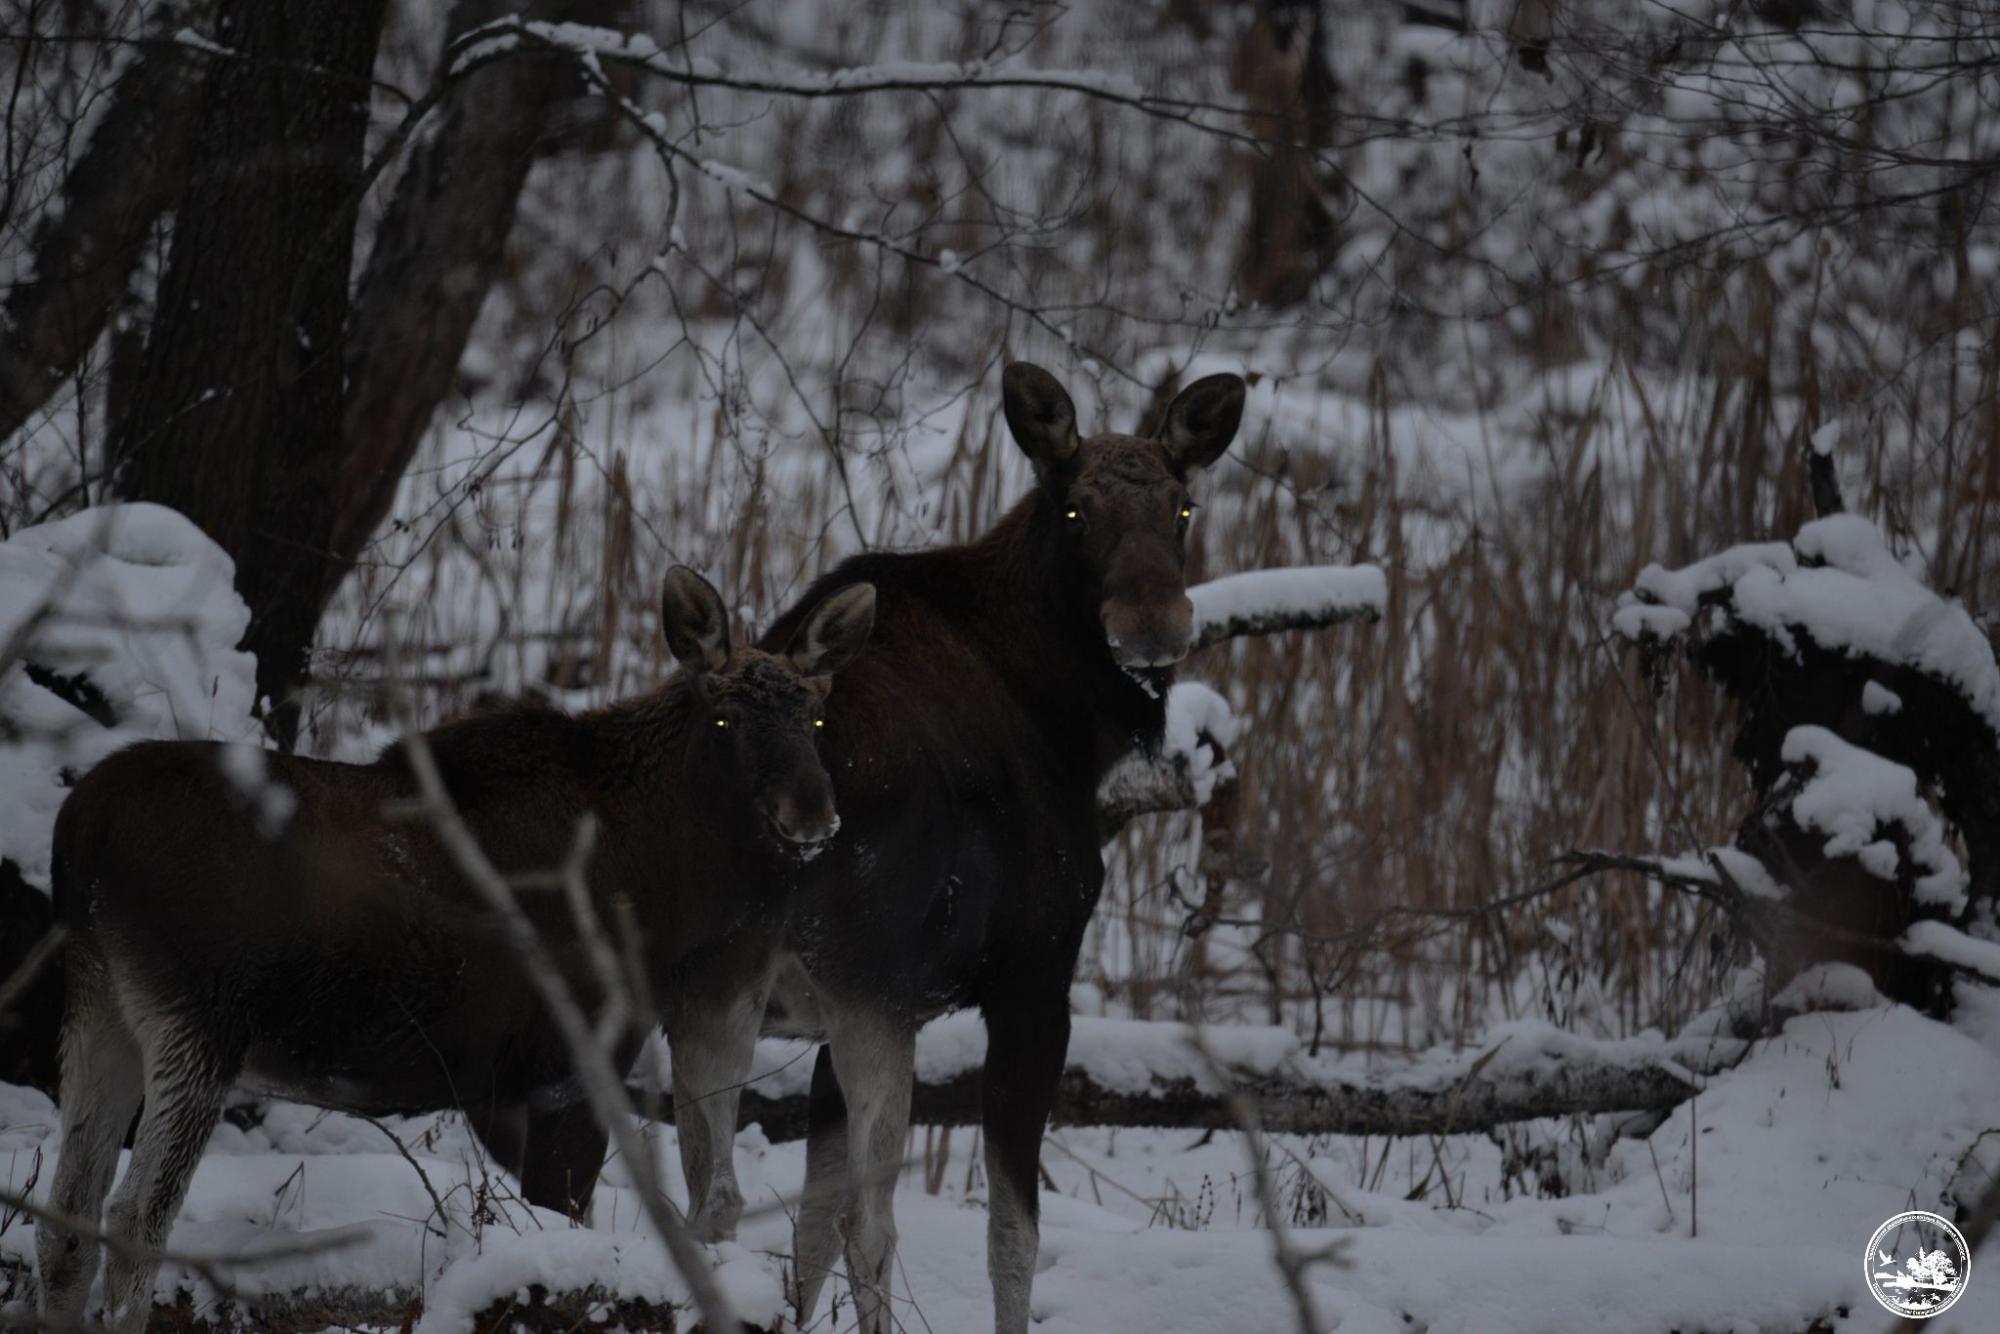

{"left": 1188, "top": 565, "right": 1387, "bottom": 653}
{"left": 1095, "top": 565, "right": 1385, "bottom": 833}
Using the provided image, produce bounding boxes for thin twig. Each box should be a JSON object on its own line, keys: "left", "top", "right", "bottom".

{"left": 379, "top": 624, "right": 741, "bottom": 1333}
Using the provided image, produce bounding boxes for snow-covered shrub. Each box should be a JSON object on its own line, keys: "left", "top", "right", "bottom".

{"left": 1614, "top": 510, "right": 1998, "bottom": 1010}
{"left": 0, "top": 503, "right": 259, "bottom": 1086}
{"left": 0, "top": 501, "right": 261, "bottom": 889}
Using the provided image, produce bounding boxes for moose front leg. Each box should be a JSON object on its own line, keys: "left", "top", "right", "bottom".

{"left": 826, "top": 1004, "right": 916, "bottom": 1334}
{"left": 666, "top": 975, "right": 768, "bottom": 1242}
{"left": 981, "top": 995, "right": 1069, "bottom": 1334}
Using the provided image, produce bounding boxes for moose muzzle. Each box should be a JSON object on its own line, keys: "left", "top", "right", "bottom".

{"left": 1100, "top": 592, "right": 1195, "bottom": 670}
{"left": 762, "top": 782, "right": 839, "bottom": 846}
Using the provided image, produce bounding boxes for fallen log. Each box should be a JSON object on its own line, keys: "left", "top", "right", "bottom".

{"left": 0, "top": 1272, "right": 766, "bottom": 1334}
{"left": 638, "top": 1014, "right": 1747, "bottom": 1144}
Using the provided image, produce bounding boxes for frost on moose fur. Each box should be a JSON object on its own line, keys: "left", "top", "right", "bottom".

{"left": 0, "top": 503, "right": 260, "bottom": 890}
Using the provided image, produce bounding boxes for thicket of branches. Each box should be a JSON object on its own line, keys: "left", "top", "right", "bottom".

{"left": 2, "top": 0, "right": 1997, "bottom": 1057}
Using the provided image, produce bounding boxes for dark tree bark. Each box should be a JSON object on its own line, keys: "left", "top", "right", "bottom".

{"left": 1230, "top": 0, "right": 1339, "bottom": 309}
{"left": 0, "top": 4, "right": 215, "bottom": 448}
{"left": 330, "top": 0, "right": 628, "bottom": 578}
{"left": 108, "top": 0, "right": 387, "bottom": 741}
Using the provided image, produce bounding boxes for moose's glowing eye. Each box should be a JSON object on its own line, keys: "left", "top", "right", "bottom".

{"left": 814, "top": 718, "right": 825, "bottom": 729}
{"left": 1065, "top": 509, "right": 1081, "bottom": 521}
{"left": 1179, "top": 507, "right": 1193, "bottom": 520}
{"left": 714, "top": 718, "right": 729, "bottom": 729}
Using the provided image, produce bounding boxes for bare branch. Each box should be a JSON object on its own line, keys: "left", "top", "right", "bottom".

{"left": 0, "top": 8, "right": 215, "bottom": 443}
{"left": 381, "top": 634, "right": 743, "bottom": 1333}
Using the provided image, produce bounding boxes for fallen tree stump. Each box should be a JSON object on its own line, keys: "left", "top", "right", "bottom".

{"left": 639, "top": 1015, "right": 1747, "bottom": 1143}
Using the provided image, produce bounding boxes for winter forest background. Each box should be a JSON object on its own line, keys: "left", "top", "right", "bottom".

{"left": 3, "top": 0, "right": 2000, "bottom": 1330}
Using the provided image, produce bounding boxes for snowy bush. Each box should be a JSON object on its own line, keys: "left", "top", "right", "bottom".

{"left": 1615, "top": 508, "right": 1996, "bottom": 1009}
{"left": 0, "top": 502, "right": 260, "bottom": 891}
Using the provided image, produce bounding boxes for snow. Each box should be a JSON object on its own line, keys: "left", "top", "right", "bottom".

{"left": 1620, "top": 846, "right": 1788, "bottom": 901}
{"left": 1618, "top": 516, "right": 2000, "bottom": 737}
{"left": 1772, "top": 962, "right": 1886, "bottom": 1012}
{"left": 416, "top": 1231, "right": 778, "bottom": 1334}
{"left": 470, "top": 17, "right": 1153, "bottom": 103}
{"left": 9, "top": 1001, "right": 1999, "bottom": 1332}
{"left": 1862, "top": 681, "right": 1905, "bottom": 715}
{"left": 1708, "top": 846, "right": 1789, "bottom": 901}
{"left": 640, "top": 1012, "right": 1740, "bottom": 1110}
{"left": 693, "top": 158, "right": 775, "bottom": 200}
{"left": 0, "top": 504, "right": 260, "bottom": 889}
{"left": 1781, "top": 725, "right": 1967, "bottom": 910}
{"left": 1189, "top": 565, "right": 1387, "bottom": 642}
{"left": 1903, "top": 921, "right": 2000, "bottom": 985}
{"left": 1160, "top": 681, "right": 1237, "bottom": 804}
{"left": 1625, "top": 540, "right": 1796, "bottom": 613}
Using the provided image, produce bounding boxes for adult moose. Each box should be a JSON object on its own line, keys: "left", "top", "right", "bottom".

{"left": 757, "top": 362, "right": 1246, "bottom": 1333}
{"left": 35, "top": 567, "right": 874, "bottom": 1334}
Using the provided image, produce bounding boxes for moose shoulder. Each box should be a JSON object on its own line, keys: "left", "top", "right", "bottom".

{"left": 35, "top": 568, "right": 874, "bottom": 1334}
{"left": 753, "top": 362, "right": 1247, "bottom": 1334}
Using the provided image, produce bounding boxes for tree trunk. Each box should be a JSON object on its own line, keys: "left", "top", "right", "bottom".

{"left": 1230, "top": 0, "right": 1339, "bottom": 309}
{"left": 0, "top": 3, "right": 214, "bottom": 451}
{"left": 108, "top": 0, "right": 387, "bottom": 742}
{"left": 330, "top": 0, "right": 628, "bottom": 580}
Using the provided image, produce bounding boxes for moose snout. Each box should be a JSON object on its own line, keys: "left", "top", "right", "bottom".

{"left": 1100, "top": 593, "right": 1195, "bottom": 669}
{"left": 762, "top": 785, "right": 839, "bottom": 845}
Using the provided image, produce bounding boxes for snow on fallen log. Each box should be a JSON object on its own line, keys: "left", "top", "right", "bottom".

{"left": 635, "top": 1015, "right": 1745, "bottom": 1142}
{"left": 1188, "top": 564, "right": 1386, "bottom": 653}
{"left": 0, "top": 1207, "right": 784, "bottom": 1333}
{"left": 0, "top": 1274, "right": 777, "bottom": 1334}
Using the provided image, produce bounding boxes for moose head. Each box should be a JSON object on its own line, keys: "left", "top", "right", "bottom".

{"left": 659, "top": 566, "right": 875, "bottom": 850}
{"left": 1002, "top": 362, "right": 1246, "bottom": 671}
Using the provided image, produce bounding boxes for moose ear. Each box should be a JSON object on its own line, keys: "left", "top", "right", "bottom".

{"left": 787, "top": 583, "right": 876, "bottom": 678}
{"left": 1002, "top": 362, "right": 1080, "bottom": 473}
{"left": 660, "top": 566, "right": 731, "bottom": 674}
{"left": 1158, "top": 373, "right": 1246, "bottom": 473}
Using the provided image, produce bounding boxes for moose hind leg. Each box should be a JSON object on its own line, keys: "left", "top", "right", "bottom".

{"left": 668, "top": 980, "right": 766, "bottom": 1242}
{"left": 37, "top": 1003, "right": 143, "bottom": 1323}
{"left": 515, "top": 1100, "right": 609, "bottom": 1221}
{"left": 982, "top": 998, "right": 1069, "bottom": 1334}
{"left": 828, "top": 1008, "right": 914, "bottom": 1334}
{"left": 788, "top": 1043, "right": 849, "bottom": 1324}
{"left": 99, "top": 1012, "right": 241, "bottom": 1334}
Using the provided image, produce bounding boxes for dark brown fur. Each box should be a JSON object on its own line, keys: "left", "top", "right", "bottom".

{"left": 752, "top": 362, "right": 1247, "bottom": 1333}
{"left": 35, "top": 569, "right": 873, "bottom": 1333}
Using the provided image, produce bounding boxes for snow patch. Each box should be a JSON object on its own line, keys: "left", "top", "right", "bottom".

{"left": 0, "top": 504, "right": 260, "bottom": 889}
{"left": 1781, "top": 726, "right": 1966, "bottom": 910}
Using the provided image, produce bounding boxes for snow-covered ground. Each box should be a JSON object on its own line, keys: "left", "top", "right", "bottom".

{"left": 5, "top": 994, "right": 1997, "bottom": 1332}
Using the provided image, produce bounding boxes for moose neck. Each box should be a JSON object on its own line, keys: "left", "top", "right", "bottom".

{"left": 967, "top": 488, "right": 1173, "bottom": 777}
{"left": 579, "top": 680, "right": 720, "bottom": 897}
{"left": 586, "top": 678, "right": 695, "bottom": 796}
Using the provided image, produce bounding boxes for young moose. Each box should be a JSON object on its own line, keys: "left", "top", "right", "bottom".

{"left": 35, "top": 567, "right": 874, "bottom": 1333}
{"left": 748, "top": 362, "right": 1246, "bottom": 1333}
